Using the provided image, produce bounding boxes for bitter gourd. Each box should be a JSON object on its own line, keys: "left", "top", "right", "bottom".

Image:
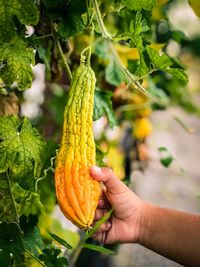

{"left": 54, "top": 56, "right": 101, "bottom": 229}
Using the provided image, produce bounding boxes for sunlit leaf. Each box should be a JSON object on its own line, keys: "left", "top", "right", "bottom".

{"left": 82, "top": 243, "right": 115, "bottom": 255}
{"left": 49, "top": 232, "right": 72, "bottom": 249}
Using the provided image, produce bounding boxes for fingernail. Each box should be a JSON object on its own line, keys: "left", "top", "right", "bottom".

{"left": 92, "top": 166, "right": 101, "bottom": 172}
{"left": 106, "top": 221, "right": 112, "bottom": 228}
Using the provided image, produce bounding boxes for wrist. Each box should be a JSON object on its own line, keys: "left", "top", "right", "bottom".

{"left": 136, "top": 201, "right": 155, "bottom": 245}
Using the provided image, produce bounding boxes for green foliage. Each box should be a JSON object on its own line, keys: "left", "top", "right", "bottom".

{"left": 44, "top": 0, "right": 87, "bottom": 39}
{"left": 121, "top": 0, "right": 156, "bottom": 11}
{"left": 0, "top": 0, "right": 39, "bottom": 41}
{"left": 94, "top": 88, "right": 117, "bottom": 128}
{"left": 82, "top": 243, "right": 115, "bottom": 255}
{"left": 49, "top": 232, "right": 72, "bottom": 249}
{"left": 0, "top": 222, "right": 24, "bottom": 266}
{"left": 0, "top": 116, "right": 45, "bottom": 178}
{"left": 105, "top": 59, "right": 125, "bottom": 86}
{"left": 146, "top": 47, "right": 188, "bottom": 83}
{"left": 20, "top": 215, "right": 44, "bottom": 259}
{"left": 39, "top": 248, "right": 68, "bottom": 267}
{"left": 0, "top": 37, "right": 35, "bottom": 90}
{"left": 13, "top": 183, "right": 44, "bottom": 217}
{"left": 158, "top": 147, "right": 174, "bottom": 168}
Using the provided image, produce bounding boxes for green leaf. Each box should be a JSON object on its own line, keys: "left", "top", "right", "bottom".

{"left": 121, "top": 0, "right": 156, "bottom": 11}
{"left": 13, "top": 183, "right": 44, "bottom": 217}
{"left": 49, "top": 232, "right": 72, "bottom": 249}
{"left": 84, "top": 208, "right": 113, "bottom": 242}
{"left": 160, "top": 156, "right": 173, "bottom": 168}
{"left": 0, "top": 0, "right": 39, "bottom": 41}
{"left": 94, "top": 39, "right": 110, "bottom": 61}
{"left": 20, "top": 215, "right": 44, "bottom": 258}
{"left": 158, "top": 147, "right": 174, "bottom": 168}
{"left": 39, "top": 248, "right": 68, "bottom": 267}
{"left": 95, "top": 144, "right": 107, "bottom": 167}
{"left": 146, "top": 47, "right": 188, "bottom": 82}
{"left": 0, "top": 173, "right": 13, "bottom": 221}
{"left": 146, "top": 46, "right": 173, "bottom": 69}
{"left": 130, "top": 12, "right": 150, "bottom": 76}
{"left": 82, "top": 243, "right": 115, "bottom": 255}
{"left": 0, "top": 37, "right": 35, "bottom": 90}
{"left": 58, "top": 14, "right": 85, "bottom": 39}
{"left": 93, "top": 88, "right": 117, "bottom": 129}
{"left": 105, "top": 59, "right": 125, "bottom": 87}
{"left": 0, "top": 222, "right": 24, "bottom": 265}
{"left": 166, "top": 68, "right": 188, "bottom": 83}
{"left": 44, "top": 0, "right": 86, "bottom": 39}
{"left": 0, "top": 116, "right": 45, "bottom": 178}
{"left": 50, "top": 219, "right": 80, "bottom": 249}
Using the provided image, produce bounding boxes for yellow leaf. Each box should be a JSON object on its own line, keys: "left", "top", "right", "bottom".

{"left": 189, "top": 0, "right": 200, "bottom": 17}
{"left": 152, "top": 0, "right": 169, "bottom": 21}
{"left": 115, "top": 43, "right": 165, "bottom": 67}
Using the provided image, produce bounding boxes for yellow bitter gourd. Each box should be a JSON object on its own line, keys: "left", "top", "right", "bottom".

{"left": 54, "top": 54, "right": 101, "bottom": 229}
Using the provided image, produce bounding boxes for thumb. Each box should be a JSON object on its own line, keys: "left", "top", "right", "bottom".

{"left": 90, "top": 166, "right": 127, "bottom": 194}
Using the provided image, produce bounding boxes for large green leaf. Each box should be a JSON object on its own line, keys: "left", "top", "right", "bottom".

{"left": 0, "top": 37, "right": 35, "bottom": 90}
{"left": 0, "top": 116, "right": 45, "bottom": 178}
{"left": 0, "top": 0, "right": 39, "bottom": 41}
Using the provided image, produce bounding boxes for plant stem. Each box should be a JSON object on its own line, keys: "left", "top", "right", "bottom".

{"left": 91, "top": 0, "right": 111, "bottom": 39}
{"left": 108, "top": 41, "right": 149, "bottom": 97}
{"left": 34, "top": 34, "right": 53, "bottom": 39}
{"left": 6, "top": 171, "right": 19, "bottom": 224}
{"left": 91, "top": 0, "right": 149, "bottom": 96}
{"left": 116, "top": 102, "right": 150, "bottom": 113}
{"left": 51, "top": 23, "right": 72, "bottom": 81}
{"left": 70, "top": 245, "right": 82, "bottom": 267}
{"left": 174, "top": 115, "right": 195, "bottom": 134}
{"left": 136, "top": 68, "right": 157, "bottom": 81}
{"left": 25, "top": 249, "right": 46, "bottom": 267}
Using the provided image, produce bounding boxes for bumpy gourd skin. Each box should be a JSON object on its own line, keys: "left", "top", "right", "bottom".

{"left": 54, "top": 63, "right": 101, "bottom": 229}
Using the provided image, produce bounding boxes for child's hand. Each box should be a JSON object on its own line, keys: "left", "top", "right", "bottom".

{"left": 90, "top": 166, "right": 145, "bottom": 244}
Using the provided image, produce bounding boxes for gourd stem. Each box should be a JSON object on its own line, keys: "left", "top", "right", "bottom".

{"left": 6, "top": 171, "right": 19, "bottom": 223}
{"left": 51, "top": 23, "right": 73, "bottom": 81}
{"left": 91, "top": 0, "right": 111, "bottom": 39}
{"left": 81, "top": 46, "right": 92, "bottom": 66}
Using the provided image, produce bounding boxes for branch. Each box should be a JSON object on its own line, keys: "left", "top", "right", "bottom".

{"left": 51, "top": 23, "right": 72, "bottom": 81}
{"left": 91, "top": 0, "right": 149, "bottom": 96}
{"left": 108, "top": 42, "right": 149, "bottom": 97}
{"left": 91, "top": 0, "right": 111, "bottom": 39}
{"left": 6, "top": 171, "right": 19, "bottom": 223}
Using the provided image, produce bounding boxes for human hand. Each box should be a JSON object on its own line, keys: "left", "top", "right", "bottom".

{"left": 90, "top": 166, "right": 145, "bottom": 244}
